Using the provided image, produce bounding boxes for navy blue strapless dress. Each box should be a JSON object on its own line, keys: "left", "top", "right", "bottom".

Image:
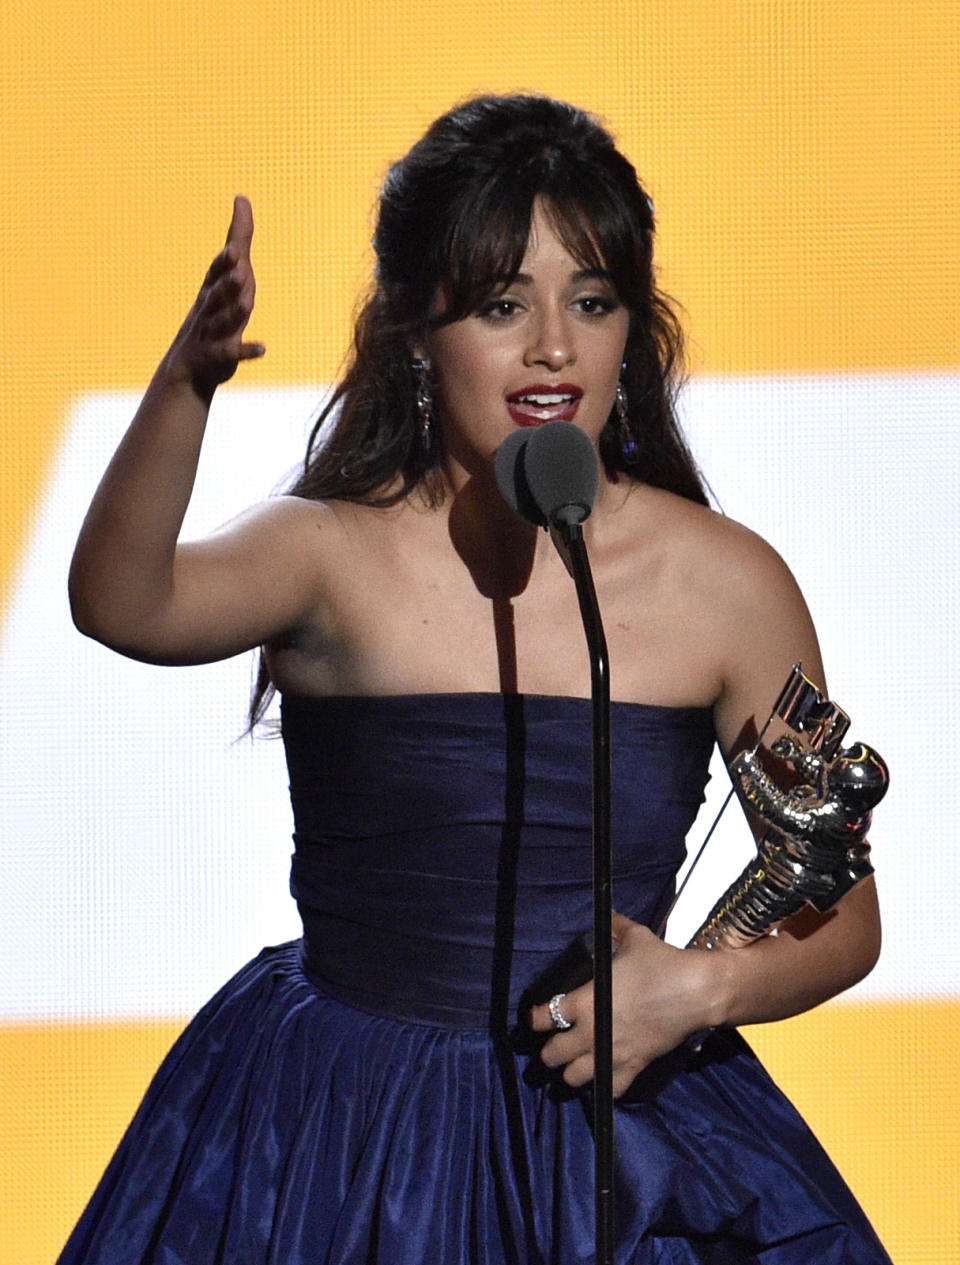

{"left": 59, "top": 694, "right": 891, "bottom": 1264}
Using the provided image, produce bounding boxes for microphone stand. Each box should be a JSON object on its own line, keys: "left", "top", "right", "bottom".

{"left": 549, "top": 519, "right": 615, "bottom": 1265}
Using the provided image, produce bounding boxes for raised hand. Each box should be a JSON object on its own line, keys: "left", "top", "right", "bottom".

{"left": 164, "top": 195, "right": 265, "bottom": 402}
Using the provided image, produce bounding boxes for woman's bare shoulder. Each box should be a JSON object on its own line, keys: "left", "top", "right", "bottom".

{"left": 631, "top": 485, "right": 801, "bottom": 607}
{"left": 207, "top": 493, "right": 391, "bottom": 555}
{"left": 614, "top": 485, "right": 822, "bottom": 737}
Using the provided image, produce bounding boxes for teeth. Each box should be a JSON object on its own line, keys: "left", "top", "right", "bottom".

{"left": 517, "top": 393, "right": 573, "bottom": 405}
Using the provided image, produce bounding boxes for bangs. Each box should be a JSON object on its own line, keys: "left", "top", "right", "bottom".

{"left": 429, "top": 177, "right": 641, "bottom": 327}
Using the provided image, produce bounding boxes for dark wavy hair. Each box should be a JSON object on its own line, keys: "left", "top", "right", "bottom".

{"left": 251, "top": 94, "right": 707, "bottom": 724}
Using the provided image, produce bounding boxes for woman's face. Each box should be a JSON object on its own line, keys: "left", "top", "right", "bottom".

{"left": 424, "top": 201, "right": 630, "bottom": 489}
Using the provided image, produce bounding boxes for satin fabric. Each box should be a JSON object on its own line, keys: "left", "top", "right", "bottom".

{"left": 59, "top": 693, "right": 891, "bottom": 1264}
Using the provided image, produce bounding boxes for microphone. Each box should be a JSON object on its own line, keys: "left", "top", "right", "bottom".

{"left": 494, "top": 421, "right": 600, "bottom": 528}
{"left": 493, "top": 428, "right": 545, "bottom": 526}
{"left": 495, "top": 419, "right": 614, "bottom": 1256}
{"left": 520, "top": 421, "right": 600, "bottom": 527}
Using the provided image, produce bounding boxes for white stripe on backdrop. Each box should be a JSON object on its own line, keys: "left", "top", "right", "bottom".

{"left": 2, "top": 373, "right": 957, "bottom": 1020}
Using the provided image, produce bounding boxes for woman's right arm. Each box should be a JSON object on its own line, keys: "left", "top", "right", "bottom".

{"left": 69, "top": 197, "right": 324, "bottom": 666}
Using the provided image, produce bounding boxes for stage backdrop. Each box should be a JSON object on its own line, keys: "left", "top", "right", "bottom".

{"left": 2, "top": 3, "right": 958, "bottom": 1261}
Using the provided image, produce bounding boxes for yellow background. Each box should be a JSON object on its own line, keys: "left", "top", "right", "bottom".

{"left": 2, "top": 2, "right": 958, "bottom": 1261}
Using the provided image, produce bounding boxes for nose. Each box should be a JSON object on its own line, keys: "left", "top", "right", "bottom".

{"left": 523, "top": 307, "right": 576, "bottom": 370}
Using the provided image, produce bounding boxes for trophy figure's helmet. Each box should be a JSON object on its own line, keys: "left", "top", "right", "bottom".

{"left": 826, "top": 743, "right": 890, "bottom": 813}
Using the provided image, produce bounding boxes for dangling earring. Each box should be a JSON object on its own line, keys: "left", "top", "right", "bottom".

{"left": 616, "top": 379, "right": 638, "bottom": 465}
{"left": 412, "top": 358, "right": 434, "bottom": 461}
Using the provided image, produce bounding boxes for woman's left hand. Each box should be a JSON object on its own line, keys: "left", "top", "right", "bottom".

{"left": 528, "top": 912, "right": 718, "bottom": 1098}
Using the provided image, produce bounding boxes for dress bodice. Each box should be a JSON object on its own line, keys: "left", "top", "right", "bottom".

{"left": 282, "top": 693, "right": 714, "bottom": 1029}
{"left": 62, "top": 692, "right": 893, "bottom": 1265}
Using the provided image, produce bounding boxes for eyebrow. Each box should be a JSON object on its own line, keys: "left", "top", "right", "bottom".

{"left": 492, "top": 267, "right": 613, "bottom": 287}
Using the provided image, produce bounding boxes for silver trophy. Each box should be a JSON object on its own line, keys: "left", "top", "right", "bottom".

{"left": 689, "top": 665, "right": 888, "bottom": 951}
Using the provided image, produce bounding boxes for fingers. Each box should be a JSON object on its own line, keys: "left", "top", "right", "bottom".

{"left": 225, "top": 194, "right": 254, "bottom": 259}
{"left": 546, "top": 1052, "right": 634, "bottom": 1097}
{"left": 528, "top": 983, "right": 589, "bottom": 1034}
{"left": 194, "top": 214, "right": 262, "bottom": 351}
{"left": 162, "top": 198, "right": 264, "bottom": 397}
{"left": 202, "top": 197, "right": 255, "bottom": 294}
{"left": 528, "top": 915, "right": 653, "bottom": 1096}
{"left": 532, "top": 1019, "right": 637, "bottom": 1096}
{"left": 196, "top": 268, "right": 240, "bottom": 317}
{"left": 529, "top": 985, "right": 597, "bottom": 1091}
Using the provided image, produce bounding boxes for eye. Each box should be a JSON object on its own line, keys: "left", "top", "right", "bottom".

{"left": 477, "top": 297, "right": 523, "bottom": 322}
{"left": 574, "top": 294, "right": 620, "bottom": 317}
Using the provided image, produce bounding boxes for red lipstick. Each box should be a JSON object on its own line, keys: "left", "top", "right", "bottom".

{"left": 506, "top": 383, "right": 583, "bottom": 427}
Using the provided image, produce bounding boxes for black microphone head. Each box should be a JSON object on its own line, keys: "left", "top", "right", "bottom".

{"left": 494, "top": 429, "right": 546, "bottom": 526}
{"left": 523, "top": 421, "right": 600, "bottom": 526}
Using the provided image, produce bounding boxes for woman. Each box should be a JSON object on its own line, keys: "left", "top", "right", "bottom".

{"left": 63, "top": 95, "right": 890, "bottom": 1263}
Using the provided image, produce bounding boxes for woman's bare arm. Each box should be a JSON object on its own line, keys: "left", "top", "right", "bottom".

{"left": 68, "top": 198, "right": 327, "bottom": 665}
{"left": 530, "top": 523, "right": 883, "bottom": 1095}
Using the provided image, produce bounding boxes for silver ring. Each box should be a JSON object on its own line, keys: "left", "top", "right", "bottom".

{"left": 548, "top": 992, "right": 573, "bottom": 1031}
